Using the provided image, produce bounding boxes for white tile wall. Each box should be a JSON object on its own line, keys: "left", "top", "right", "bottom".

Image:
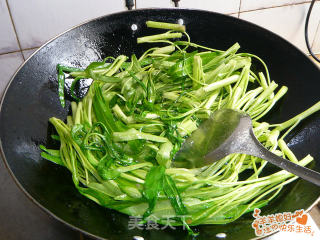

{"left": 313, "top": 22, "right": 320, "bottom": 53}
{"left": 0, "top": 0, "right": 19, "bottom": 54}
{"left": 241, "top": 0, "right": 310, "bottom": 12}
{"left": 179, "top": 0, "right": 240, "bottom": 14}
{"left": 136, "top": 0, "right": 175, "bottom": 8}
{"left": 136, "top": 0, "right": 240, "bottom": 14}
{"left": 0, "top": 0, "right": 319, "bottom": 99}
{"left": 229, "top": 13, "right": 239, "bottom": 18}
{"left": 0, "top": 52, "right": 24, "bottom": 97}
{"left": 240, "top": 2, "right": 320, "bottom": 53}
{"left": 7, "top": 0, "right": 127, "bottom": 49}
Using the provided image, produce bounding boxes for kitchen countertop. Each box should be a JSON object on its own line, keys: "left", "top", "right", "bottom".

{"left": 0, "top": 156, "right": 82, "bottom": 240}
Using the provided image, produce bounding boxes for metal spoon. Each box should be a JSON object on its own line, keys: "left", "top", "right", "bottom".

{"left": 173, "top": 108, "right": 320, "bottom": 186}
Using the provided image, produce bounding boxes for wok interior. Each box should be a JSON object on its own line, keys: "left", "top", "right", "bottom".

{"left": 1, "top": 9, "right": 320, "bottom": 240}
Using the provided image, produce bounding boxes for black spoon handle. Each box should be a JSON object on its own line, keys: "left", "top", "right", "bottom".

{"left": 250, "top": 130, "right": 320, "bottom": 187}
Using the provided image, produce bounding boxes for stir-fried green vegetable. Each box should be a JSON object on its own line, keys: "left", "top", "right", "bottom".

{"left": 42, "top": 20, "right": 320, "bottom": 236}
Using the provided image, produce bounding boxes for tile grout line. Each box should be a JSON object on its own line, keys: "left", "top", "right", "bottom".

{"left": 21, "top": 46, "right": 41, "bottom": 51}
{"left": 227, "top": 12, "right": 239, "bottom": 15}
{"left": 239, "top": 0, "right": 319, "bottom": 14}
{"left": 0, "top": 50, "right": 21, "bottom": 56}
{"left": 5, "top": 0, "right": 25, "bottom": 61}
{"left": 0, "top": 1, "right": 316, "bottom": 55}
{"left": 0, "top": 47, "right": 40, "bottom": 57}
{"left": 238, "top": 0, "right": 242, "bottom": 18}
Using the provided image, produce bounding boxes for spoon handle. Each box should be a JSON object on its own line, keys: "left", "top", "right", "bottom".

{"left": 250, "top": 131, "right": 320, "bottom": 187}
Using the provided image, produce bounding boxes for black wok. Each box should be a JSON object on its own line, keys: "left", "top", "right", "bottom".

{"left": 1, "top": 9, "right": 320, "bottom": 240}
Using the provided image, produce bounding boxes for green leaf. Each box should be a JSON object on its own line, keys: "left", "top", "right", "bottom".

{"left": 167, "top": 52, "right": 196, "bottom": 78}
{"left": 92, "top": 83, "right": 118, "bottom": 133}
{"left": 99, "top": 168, "right": 121, "bottom": 180}
{"left": 71, "top": 124, "right": 86, "bottom": 146}
{"left": 97, "top": 156, "right": 120, "bottom": 180}
{"left": 143, "top": 166, "right": 166, "bottom": 218}
{"left": 41, "top": 152, "right": 64, "bottom": 166}
{"left": 127, "top": 139, "right": 146, "bottom": 155}
{"left": 70, "top": 76, "right": 85, "bottom": 101}
{"left": 86, "top": 61, "right": 110, "bottom": 72}
{"left": 50, "top": 134, "right": 60, "bottom": 141}
{"left": 90, "top": 72, "right": 122, "bottom": 83}
{"left": 39, "top": 144, "right": 60, "bottom": 157}
{"left": 163, "top": 174, "right": 188, "bottom": 216}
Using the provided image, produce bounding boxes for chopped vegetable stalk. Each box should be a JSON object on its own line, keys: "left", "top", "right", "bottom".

{"left": 113, "top": 128, "right": 168, "bottom": 143}
{"left": 42, "top": 20, "right": 320, "bottom": 236}
{"left": 137, "top": 32, "right": 183, "bottom": 44}
{"left": 156, "top": 141, "right": 173, "bottom": 168}
{"left": 146, "top": 20, "right": 186, "bottom": 32}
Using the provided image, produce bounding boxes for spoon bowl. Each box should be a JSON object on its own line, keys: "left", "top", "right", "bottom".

{"left": 174, "top": 109, "right": 320, "bottom": 186}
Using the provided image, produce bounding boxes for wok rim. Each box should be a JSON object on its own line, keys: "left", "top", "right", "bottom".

{"left": 0, "top": 8, "right": 319, "bottom": 240}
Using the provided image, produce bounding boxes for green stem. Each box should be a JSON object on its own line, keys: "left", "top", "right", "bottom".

{"left": 146, "top": 21, "right": 186, "bottom": 32}
{"left": 137, "top": 32, "right": 183, "bottom": 44}
{"left": 275, "top": 101, "right": 320, "bottom": 131}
